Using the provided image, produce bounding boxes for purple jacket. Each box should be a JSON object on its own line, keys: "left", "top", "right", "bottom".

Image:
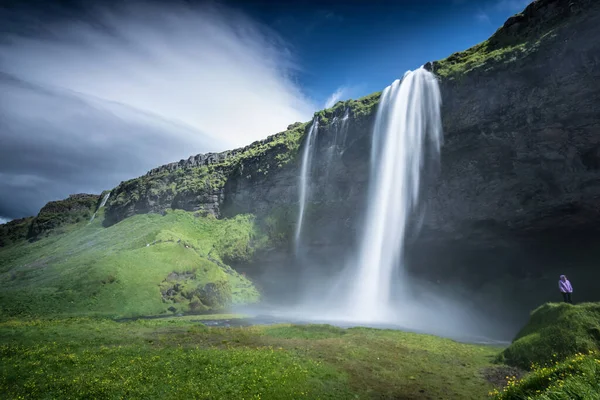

{"left": 559, "top": 275, "right": 573, "bottom": 293}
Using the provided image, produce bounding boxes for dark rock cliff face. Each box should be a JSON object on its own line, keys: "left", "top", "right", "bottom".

{"left": 409, "top": 0, "right": 600, "bottom": 322}
{"left": 102, "top": 0, "right": 600, "bottom": 321}
{"left": 428, "top": 0, "right": 600, "bottom": 240}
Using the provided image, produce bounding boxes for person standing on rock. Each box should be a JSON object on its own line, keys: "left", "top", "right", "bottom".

{"left": 559, "top": 275, "right": 573, "bottom": 304}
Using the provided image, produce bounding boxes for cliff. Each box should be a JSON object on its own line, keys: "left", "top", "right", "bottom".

{"left": 3, "top": 0, "right": 599, "bottom": 322}
{"left": 104, "top": 0, "right": 600, "bottom": 242}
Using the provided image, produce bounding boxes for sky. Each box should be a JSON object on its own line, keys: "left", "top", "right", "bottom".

{"left": 0, "top": 0, "right": 530, "bottom": 221}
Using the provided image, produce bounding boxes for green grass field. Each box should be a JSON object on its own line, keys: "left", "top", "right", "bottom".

{"left": 0, "top": 317, "right": 503, "bottom": 399}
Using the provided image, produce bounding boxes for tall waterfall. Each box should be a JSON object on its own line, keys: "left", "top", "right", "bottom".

{"left": 346, "top": 68, "right": 443, "bottom": 321}
{"left": 294, "top": 119, "right": 319, "bottom": 254}
{"left": 89, "top": 191, "right": 111, "bottom": 223}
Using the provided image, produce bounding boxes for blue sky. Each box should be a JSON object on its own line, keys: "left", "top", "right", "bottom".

{"left": 0, "top": 0, "right": 531, "bottom": 219}
{"left": 228, "top": 0, "right": 530, "bottom": 106}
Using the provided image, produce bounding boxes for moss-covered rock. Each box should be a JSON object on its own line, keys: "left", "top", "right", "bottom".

{"left": 197, "top": 281, "right": 232, "bottom": 309}
{"left": 29, "top": 194, "right": 100, "bottom": 238}
{"left": 160, "top": 273, "right": 233, "bottom": 312}
{"left": 500, "top": 303, "right": 600, "bottom": 369}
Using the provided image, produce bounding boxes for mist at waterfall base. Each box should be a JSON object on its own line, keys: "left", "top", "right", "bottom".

{"left": 238, "top": 68, "right": 514, "bottom": 342}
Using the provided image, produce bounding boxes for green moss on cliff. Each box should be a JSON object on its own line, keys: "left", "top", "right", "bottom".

{"left": 107, "top": 122, "right": 310, "bottom": 224}
{"left": 314, "top": 91, "right": 381, "bottom": 125}
{"left": 222, "top": 121, "right": 309, "bottom": 170}
{"left": 434, "top": 0, "right": 579, "bottom": 78}
{"left": 29, "top": 194, "right": 100, "bottom": 238}
{"left": 434, "top": 40, "right": 530, "bottom": 78}
{"left": 499, "top": 303, "right": 600, "bottom": 369}
{"left": 0, "top": 210, "right": 261, "bottom": 319}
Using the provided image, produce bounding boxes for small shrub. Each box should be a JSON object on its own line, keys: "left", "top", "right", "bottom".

{"left": 101, "top": 274, "right": 117, "bottom": 285}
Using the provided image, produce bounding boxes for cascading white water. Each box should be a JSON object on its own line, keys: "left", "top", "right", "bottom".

{"left": 325, "top": 108, "right": 350, "bottom": 180}
{"left": 346, "top": 67, "right": 443, "bottom": 321}
{"left": 335, "top": 108, "right": 350, "bottom": 147}
{"left": 89, "top": 191, "right": 111, "bottom": 222}
{"left": 294, "top": 119, "right": 319, "bottom": 254}
{"left": 99, "top": 191, "right": 111, "bottom": 208}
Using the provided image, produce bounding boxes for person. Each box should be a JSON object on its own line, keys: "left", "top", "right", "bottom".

{"left": 558, "top": 275, "right": 573, "bottom": 303}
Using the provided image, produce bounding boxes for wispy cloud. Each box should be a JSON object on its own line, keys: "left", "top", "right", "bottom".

{"left": 0, "top": 1, "right": 317, "bottom": 218}
{"left": 494, "top": 0, "right": 531, "bottom": 12}
{"left": 0, "top": 217, "right": 11, "bottom": 225}
{"left": 324, "top": 87, "right": 348, "bottom": 109}
{"left": 475, "top": 9, "right": 492, "bottom": 24}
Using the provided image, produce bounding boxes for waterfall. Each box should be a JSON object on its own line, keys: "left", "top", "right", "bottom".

{"left": 294, "top": 119, "right": 319, "bottom": 254}
{"left": 334, "top": 108, "right": 350, "bottom": 148}
{"left": 345, "top": 68, "right": 443, "bottom": 321}
{"left": 99, "top": 191, "right": 111, "bottom": 208}
{"left": 324, "top": 109, "right": 349, "bottom": 181}
{"left": 90, "top": 191, "right": 111, "bottom": 222}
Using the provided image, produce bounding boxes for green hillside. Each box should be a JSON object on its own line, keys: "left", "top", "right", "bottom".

{"left": 0, "top": 208, "right": 263, "bottom": 319}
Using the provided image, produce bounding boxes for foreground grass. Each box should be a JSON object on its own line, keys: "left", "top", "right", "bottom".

{"left": 0, "top": 317, "right": 501, "bottom": 399}
{"left": 492, "top": 351, "right": 600, "bottom": 400}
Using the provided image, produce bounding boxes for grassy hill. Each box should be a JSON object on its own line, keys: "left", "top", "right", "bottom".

{"left": 0, "top": 208, "right": 263, "bottom": 319}
{"left": 491, "top": 303, "right": 600, "bottom": 399}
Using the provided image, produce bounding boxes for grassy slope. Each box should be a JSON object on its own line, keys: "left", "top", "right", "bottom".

{"left": 488, "top": 303, "right": 600, "bottom": 399}
{"left": 500, "top": 303, "right": 600, "bottom": 369}
{"left": 0, "top": 209, "right": 262, "bottom": 319}
{"left": 0, "top": 317, "right": 501, "bottom": 399}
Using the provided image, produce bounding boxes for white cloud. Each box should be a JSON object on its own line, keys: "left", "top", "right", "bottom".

{"left": 0, "top": 1, "right": 318, "bottom": 218}
{"left": 0, "top": 217, "right": 11, "bottom": 225}
{"left": 475, "top": 10, "right": 492, "bottom": 24}
{"left": 324, "top": 87, "right": 348, "bottom": 109}
{"left": 0, "top": 1, "right": 315, "bottom": 150}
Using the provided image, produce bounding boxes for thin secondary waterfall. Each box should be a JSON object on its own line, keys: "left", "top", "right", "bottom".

{"left": 325, "top": 108, "right": 350, "bottom": 179}
{"left": 99, "top": 191, "right": 111, "bottom": 208}
{"left": 334, "top": 108, "right": 350, "bottom": 147}
{"left": 294, "top": 119, "right": 319, "bottom": 254}
{"left": 90, "top": 191, "right": 111, "bottom": 222}
{"left": 346, "top": 67, "right": 443, "bottom": 321}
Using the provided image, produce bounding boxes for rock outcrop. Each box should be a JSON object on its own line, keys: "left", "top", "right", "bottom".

{"left": 28, "top": 193, "right": 100, "bottom": 238}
